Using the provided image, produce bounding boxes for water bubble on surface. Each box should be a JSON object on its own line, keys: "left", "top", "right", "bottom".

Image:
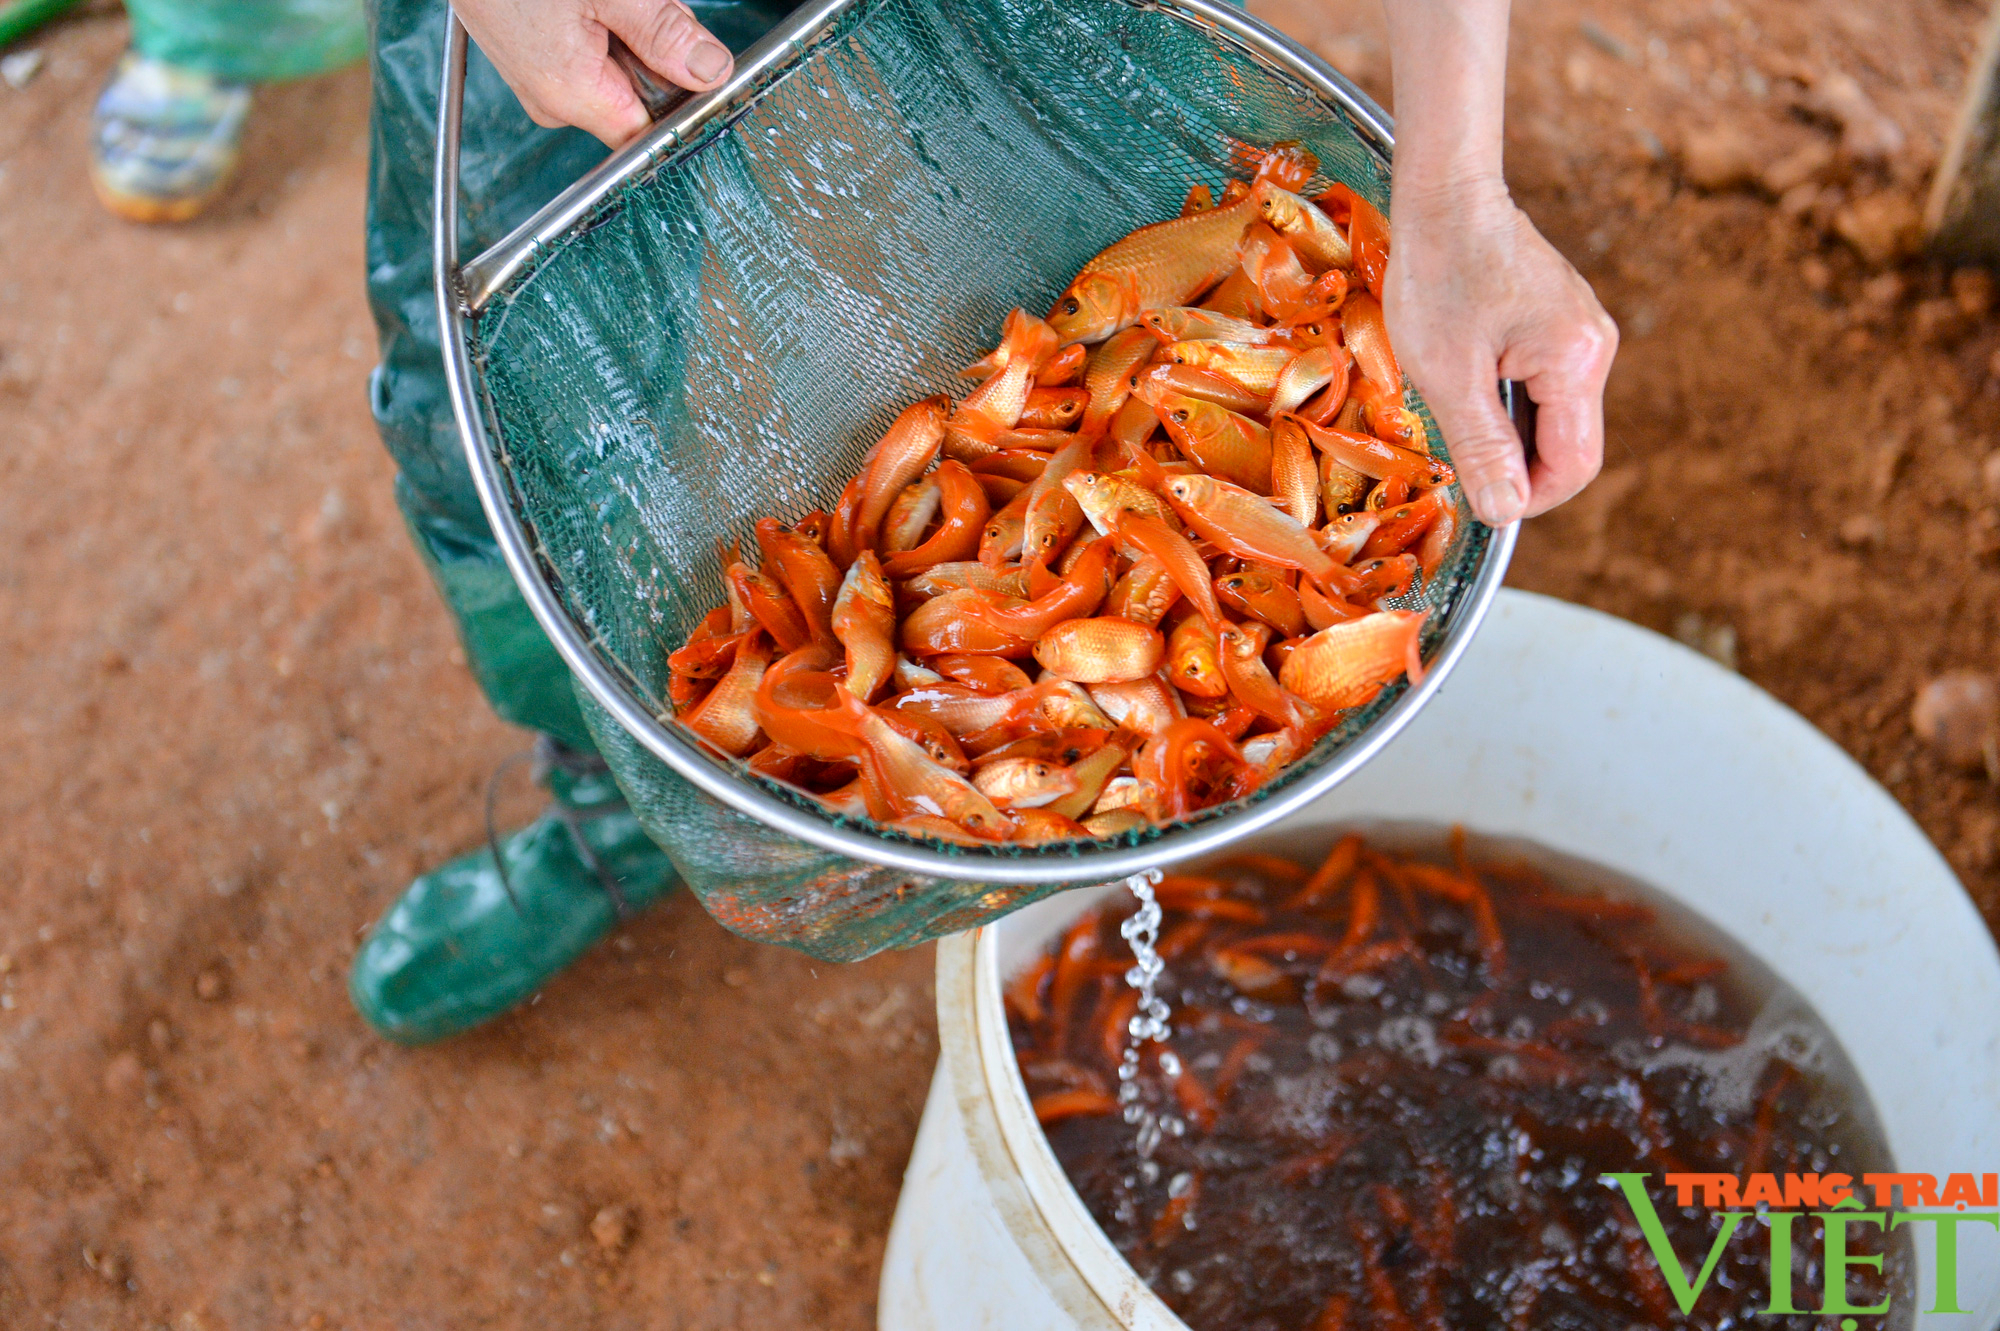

{"left": 1634, "top": 995, "right": 1831, "bottom": 1116}
{"left": 1340, "top": 973, "right": 1384, "bottom": 1000}
{"left": 1377, "top": 1014, "right": 1443, "bottom": 1067}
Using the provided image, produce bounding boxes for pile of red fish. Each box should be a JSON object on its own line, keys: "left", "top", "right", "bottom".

{"left": 667, "top": 146, "right": 1461, "bottom": 846}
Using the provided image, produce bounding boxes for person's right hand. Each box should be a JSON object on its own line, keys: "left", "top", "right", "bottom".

{"left": 454, "top": 0, "right": 735, "bottom": 148}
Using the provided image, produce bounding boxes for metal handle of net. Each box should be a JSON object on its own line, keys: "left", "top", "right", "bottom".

{"left": 431, "top": 0, "right": 1522, "bottom": 960}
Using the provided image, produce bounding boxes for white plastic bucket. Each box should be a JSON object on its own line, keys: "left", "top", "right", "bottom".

{"left": 879, "top": 589, "right": 2000, "bottom": 1330}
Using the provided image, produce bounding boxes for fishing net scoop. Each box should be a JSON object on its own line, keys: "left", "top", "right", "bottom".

{"left": 433, "top": 0, "right": 1529, "bottom": 961}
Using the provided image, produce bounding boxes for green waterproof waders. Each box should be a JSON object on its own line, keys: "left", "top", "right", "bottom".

{"left": 348, "top": 0, "right": 797, "bottom": 1042}
{"left": 124, "top": 0, "right": 367, "bottom": 82}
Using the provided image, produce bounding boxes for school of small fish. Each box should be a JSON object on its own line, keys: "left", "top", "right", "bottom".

{"left": 667, "top": 144, "right": 1459, "bottom": 846}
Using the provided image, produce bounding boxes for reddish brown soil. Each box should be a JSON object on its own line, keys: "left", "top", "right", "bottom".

{"left": 0, "top": 0, "right": 1993, "bottom": 1323}
{"left": 1277, "top": 0, "right": 2000, "bottom": 921}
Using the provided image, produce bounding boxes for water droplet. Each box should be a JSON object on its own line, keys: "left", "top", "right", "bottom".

{"left": 1112, "top": 868, "right": 1176, "bottom": 1158}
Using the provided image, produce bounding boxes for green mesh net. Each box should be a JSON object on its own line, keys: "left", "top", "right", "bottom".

{"left": 462, "top": 0, "right": 1493, "bottom": 961}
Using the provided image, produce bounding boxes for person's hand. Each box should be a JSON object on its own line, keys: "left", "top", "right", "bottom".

{"left": 454, "top": 0, "right": 735, "bottom": 147}
{"left": 1383, "top": 177, "right": 1618, "bottom": 526}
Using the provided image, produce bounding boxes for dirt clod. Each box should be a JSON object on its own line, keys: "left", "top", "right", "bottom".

{"left": 1959, "top": 809, "right": 2000, "bottom": 872}
{"left": 81, "top": 1245, "right": 128, "bottom": 1285}
{"left": 1913, "top": 297, "right": 1973, "bottom": 345}
{"left": 1832, "top": 191, "right": 1924, "bottom": 266}
{"left": 1837, "top": 513, "right": 1886, "bottom": 550}
{"left": 1760, "top": 139, "right": 1837, "bottom": 196}
{"left": 1855, "top": 271, "right": 1910, "bottom": 320}
{"left": 103, "top": 1050, "right": 144, "bottom": 1097}
{"left": 1679, "top": 124, "right": 1764, "bottom": 192}
{"left": 1913, "top": 674, "right": 2000, "bottom": 778}
{"left": 1801, "top": 70, "right": 1907, "bottom": 163}
{"left": 590, "top": 1205, "right": 635, "bottom": 1253}
{"left": 1953, "top": 268, "right": 1996, "bottom": 320}
{"left": 1673, "top": 613, "right": 1740, "bottom": 672}
{"left": 0, "top": 50, "right": 43, "bottom": 89}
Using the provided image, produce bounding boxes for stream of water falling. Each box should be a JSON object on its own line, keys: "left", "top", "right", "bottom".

{"left": 1115, "top": 868, "right": 1185, "bottom": 1161}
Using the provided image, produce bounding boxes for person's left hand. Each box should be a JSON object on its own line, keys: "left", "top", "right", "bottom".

{"left": 455, "top": 0, "right": 735, "bottom": 148}
{"left": 1383, "top": 177, "right": 1619, "bottom": 527}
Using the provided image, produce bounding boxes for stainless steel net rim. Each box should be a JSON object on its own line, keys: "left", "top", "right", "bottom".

{"left": 432, "top": 0, "right": 1521, "bottom": 884}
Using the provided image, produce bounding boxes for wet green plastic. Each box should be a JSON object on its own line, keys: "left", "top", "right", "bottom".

{"left": 367, "top": 0, "right": 796, "bottom": 743}
{"left": 347, "top": 792, "right": 680, "bottom": 1044}
{"left": 348, "top": 0, "right": 794, "bottom": 1041}
{"left": 397, "top": 478, "right": 598, "bottom": 750}
{"left": 124, "top": 0, "right": 366, "bottom": 81}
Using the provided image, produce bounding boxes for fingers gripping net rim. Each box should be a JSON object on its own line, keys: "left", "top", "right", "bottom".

{"left": 450, "top": 0, "right": 1511, "bottom": 959}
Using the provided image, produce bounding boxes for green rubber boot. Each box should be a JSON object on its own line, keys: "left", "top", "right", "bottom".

{"left": 349, "top": 738, "right": 679, "bottom": 1044}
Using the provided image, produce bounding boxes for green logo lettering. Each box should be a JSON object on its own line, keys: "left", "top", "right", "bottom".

{"left": 1816, "top": 1196, "right": 1891, "bottom": 1316}
{"left": 1760, "top": 1209, "right": 1802, "bottom": 1315}
{"left": 1606, "top": 1173, "right": 1750, "bottom": 1314}
{"left": 1889, "top": 1211, "right": 2000, "bottom": 1314}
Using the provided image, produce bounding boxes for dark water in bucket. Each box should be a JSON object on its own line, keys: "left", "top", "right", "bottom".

{"left": 1006, "top": 823, "right": 1910, "bottom": 1331}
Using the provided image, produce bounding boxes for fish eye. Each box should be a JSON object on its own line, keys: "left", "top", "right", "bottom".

{"left": 1170, "top": 410, "right": 1189, "bottom": 424}
{"left": 1061, "top": 298, "right": 1080, "bottom": 316}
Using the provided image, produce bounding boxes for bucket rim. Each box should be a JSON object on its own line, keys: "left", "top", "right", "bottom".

{"left": 939, "top": 590, "right": 2000, "bottom": 1327}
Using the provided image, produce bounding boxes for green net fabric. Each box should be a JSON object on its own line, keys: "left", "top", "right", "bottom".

{"left": 466, "top": 0, "right": 1491, "bottom": 961}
